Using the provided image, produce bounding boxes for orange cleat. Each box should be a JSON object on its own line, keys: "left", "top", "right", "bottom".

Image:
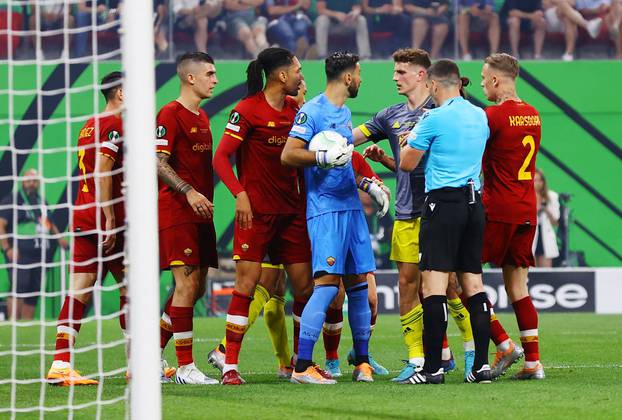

{"left": 47, "top": 367, "right": 98, "bottom": 386}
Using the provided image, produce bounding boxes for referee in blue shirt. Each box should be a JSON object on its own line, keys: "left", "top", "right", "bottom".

{"left": 398, "top": 59, "right": 492, "bottom": 385}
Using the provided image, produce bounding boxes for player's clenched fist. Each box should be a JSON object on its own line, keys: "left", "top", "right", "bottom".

{"left": 185, "top": 188, "right": 214, "bottom": 219}
{"left": 363, "top": 144, "right": 385, "bottom": 162}
{"left": 235, "top": 191, "right": 253, "bottom": 230}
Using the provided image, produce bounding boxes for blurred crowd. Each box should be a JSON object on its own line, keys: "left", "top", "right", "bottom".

{"left": 1, "top": 0, "right": 621, "bottom": 60}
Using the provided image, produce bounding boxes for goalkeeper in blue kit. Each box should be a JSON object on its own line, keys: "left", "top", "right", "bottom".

{"left": 281, "top": 51, "right": 388, "bottom": 384}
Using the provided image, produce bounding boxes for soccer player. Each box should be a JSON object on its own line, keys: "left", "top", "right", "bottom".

{"left": 322, "top": 151, "right": 390, "bottom": 377}
{"left": 353, "top": 48, "right": 476, "bottom": 381}
{"left": 212, "top": 47, "right": 314, "bottom": 385}
{"left": 480, "top": 53, "right": 543, "bottom": 380}
{"left": 47, "top": 71, "right": 126, "bottom": 386}
{"left": 156, "top": 52, "right": 219, "bottom": 385}
{"left": 400, "top": 60, "right": 492, "bottom": 385}
{"left": 282, "top": 51, "right": 387, "bottom": 384}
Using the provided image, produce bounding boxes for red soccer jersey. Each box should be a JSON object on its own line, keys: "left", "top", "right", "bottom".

{"left": 73, "top": 114, "right": 125, "bottom": 232}
{"left": 222, "top": 92, "right": 304, "bottom": 214}
{"left": 156, "top": 101, "right": 215, "bottom": 230}
{"left": 352, "top": 151, "right": 382, "bottom": 181}
{"left": 483, "top": 100, "right": 542, "bottom": 225}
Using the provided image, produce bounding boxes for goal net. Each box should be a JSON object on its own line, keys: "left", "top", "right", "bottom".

{"left": 0, "top": 0, "right": 160, "bottom": 418}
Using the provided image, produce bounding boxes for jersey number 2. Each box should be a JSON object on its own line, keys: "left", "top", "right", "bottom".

{"left": 78, "top": 149, "right": 89, "bottom": 192}
{"left": 518, "top": 135, "right": 535, "bottom": 181}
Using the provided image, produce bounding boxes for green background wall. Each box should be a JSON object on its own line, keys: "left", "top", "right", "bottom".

{"left": 1, "top": 60, "right": 620, "bottom": 317}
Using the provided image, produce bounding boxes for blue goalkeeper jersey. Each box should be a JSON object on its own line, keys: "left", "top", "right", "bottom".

{"left": 289, "top": 93, "right": 362, "bottom": 219}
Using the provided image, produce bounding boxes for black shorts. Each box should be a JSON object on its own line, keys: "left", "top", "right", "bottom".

{"left": 419, "top": 187, "right": 484, "bottom": 274}
{"left": 8, "top": 260, "right": 42, "bottom": 306}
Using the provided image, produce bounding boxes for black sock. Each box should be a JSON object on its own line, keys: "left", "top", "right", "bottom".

{"left": 422, "top": 295, "right": 448, "bottom": 374}
{"left": 295, "top": 359, "right": 313, "bottom": 373}
{"left": 468, "top": 292, "right": 491, "bottom": 371}
{"left": 355, "top": 355, "right": 370, "bottom": 366}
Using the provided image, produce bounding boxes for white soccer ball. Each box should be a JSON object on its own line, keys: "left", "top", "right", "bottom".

{"left": 308, "top": 130, "right": 348, "bottom": 152}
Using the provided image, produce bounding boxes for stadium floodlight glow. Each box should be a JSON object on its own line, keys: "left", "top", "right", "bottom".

{"left": 121, "top": 0, "right": 161, "bottom": 419}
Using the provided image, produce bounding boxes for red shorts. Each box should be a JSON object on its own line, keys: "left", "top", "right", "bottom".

{"left": 72, "top": 231, "right": 125, "bottom": 275}
{"left": 159, "top": 222, "right": 218, "bottom": 270}
{"left": 482, "top": 221, "right": 536, "bottom": 267}
{"left": 233, "top": 213, "right": 311, "bottom": 265}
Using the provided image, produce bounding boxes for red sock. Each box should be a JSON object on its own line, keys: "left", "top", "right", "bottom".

{"left": 170, "top": 306, "right": 194, "bottom": 366}
{"left": 160, "top": 295, "right": 174, "bottom": 350}
{"left": 513, "top": 296, "right": 539, "bottom": 362}
{"left": 292, "top": 297, "right": 307, "bottom": 357}
{"left": 323, "top": 307, "right": 343, "bottom": 360}
{"left": 55, "top": 297, "right": 86, "bottom": 363}
{"left": 119, "top": 295, "right": 128, "bottom": 332}
{"left": 442, "top": 333, "right": 449, "bottom": 350}
{"left": 489, "top": 300, "right": 510, "bottom": 346}
{"left": 224, "top": 291, "right": 252, "bottom": 366}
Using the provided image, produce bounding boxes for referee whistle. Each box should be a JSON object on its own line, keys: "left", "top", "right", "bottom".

{"left": 467, "top": 178, "right": 476, "bottom": 204}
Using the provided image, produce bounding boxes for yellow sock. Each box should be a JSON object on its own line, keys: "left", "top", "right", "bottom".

{"left": 400, "top": 304, "right": 424, "bottom": 362}
{"left": 447, "top": 297, "right": 474, "bottom": 351}
{"left": 264, "top": 295, "right": 291, "bottom": 367}
{"left": 220, "top": 284, "right": 271, "bottom": 348}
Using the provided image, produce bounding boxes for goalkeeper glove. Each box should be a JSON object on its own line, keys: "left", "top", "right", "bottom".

{"left": 359, "top": 177, "right": 390, "bottom": 218}
{"left": 316, "top": 144, "right": 354, "bottom": 169}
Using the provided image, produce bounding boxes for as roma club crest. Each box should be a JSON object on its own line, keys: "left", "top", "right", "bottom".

{"left": 326, "top": 256, "right": 335, "bottom": 266}
{"left": 184, "top": 248, "right": 193, "bottom": 257}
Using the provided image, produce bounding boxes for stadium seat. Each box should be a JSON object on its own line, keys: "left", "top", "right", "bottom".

{"left": 0, "top": 10, "right": 23, "bottom": 58}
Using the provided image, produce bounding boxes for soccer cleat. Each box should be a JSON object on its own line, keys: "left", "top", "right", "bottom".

{"left": 465, "top": 364, "right": 492, "bottom": 383}
{"left": 392, "top": 361, "right": 421, "bottom": 382}
{"left": 397, "top": 368, "right": 444, "bottom": 385}
{"left": 347, "top": 349, "right": 389, "bottom": 376}
{"left": 491, "top": 341, "right": 524, "bottom": 378}
{"left": 441, "top": 355, "right": 456, "bottom": 373}
{"left": 207, "top": 346, "right": 225, "bottom": 373}
{"left": 313, "top": 364, "right": 334, "bottom": 380}
{"left": 276, "top": 365, "right": 293, "bottom": 379}
{"left": 514, "top": 363, "right": 545, "bottom": 380}
{"left": 221, "top": 369, "right": 246, "bottom": 385}
{"left": 586, "top": 17, "right": 603, "bottom": 39}
{"left": 352, "top": 363, "right": 374, "bottom": 382}
{"left": 47, "top": 367, "right": 98, "bottom": 386}
{"left": 325, "top": 359, "right": 342, "bottom": 377}
{"left": 161, "top": 358, "right": 176, "bottom": 383}
{"left": 463, "top": 350, "right": 475, "bottom": 382}
{"left": 175, "top": 363, "right": 219, "bottom": 385}
{"left": 290, "top": 365, "right": 336, "bottom": 385}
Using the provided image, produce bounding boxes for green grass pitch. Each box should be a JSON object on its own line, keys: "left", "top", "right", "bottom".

{"left": 1, "top": 313, "right": 621, "bottom": 419}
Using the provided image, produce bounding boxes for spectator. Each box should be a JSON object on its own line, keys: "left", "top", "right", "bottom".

{"left": 362, "top": 0, "right": 410, "bottom": 44}
{"left": 315, "top": 0, "right": 372, "bottom": 59}
{"left": 458, "top": 0, "right": 500, "bottom": 60}
{"left": 533, "top": 168, "right": 560, "bottom": 267}
{"left": 173, "top": 0, "right": 223, "bottom": 53}
{"left": 75, "top": 0, "right": 121, "bottom": 57}
{"left": 0, "top": 169, "right": 68, "bottom": 320}
{"left": 501, "top": 0, "right": 546, "bottom": 58}
{"left": 542, "top": 0, "right": 604, "bottom": 61}
{"left": 403, "top": 0, "right": 450, "bottom": 59}
{"left": 28, "top": 1, "right": 75, "bottom": 58}
{"left": 154, "top": 0, "right": 169, "bottom": 54}
{"left": 265, "top": 0, "right": 313, "bottom": 57}
{"left": 223, "top": 0, "right": 269, "bottom": 57}
{"left": 576, "top": 0, "right": 622, "bottom": 58}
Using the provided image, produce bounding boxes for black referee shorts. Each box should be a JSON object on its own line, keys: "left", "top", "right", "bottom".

{"left": 418, "top": 187, "right": 484, "bottom": 274}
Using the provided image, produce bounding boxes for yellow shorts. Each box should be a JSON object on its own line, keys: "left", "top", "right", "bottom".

{"left": 261, "top": 262, "right": 285, "bottom": 270}
{"left": 390, "top": 218, "right": 421, "bottom": 264}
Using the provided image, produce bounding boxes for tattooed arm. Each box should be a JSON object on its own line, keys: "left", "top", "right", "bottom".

{"left": 157, "top": 152, "right": 213, "bottom": 219}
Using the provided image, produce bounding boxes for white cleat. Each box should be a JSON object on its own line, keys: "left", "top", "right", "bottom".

{"left": 514, "top": 363, "right": 546, "bottom": 380}
{"left": 175, "top": 363, "right": 219, "bottom": 385}
{"left": 207, "top": 346, "right": 225, "bottom": 372}
{"left": 586, "top": 18, "right": 603, "bottom": 39}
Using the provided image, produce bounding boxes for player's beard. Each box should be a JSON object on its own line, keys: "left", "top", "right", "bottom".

{"left": 348, "top": 83, "right": 359, "bottom": 98}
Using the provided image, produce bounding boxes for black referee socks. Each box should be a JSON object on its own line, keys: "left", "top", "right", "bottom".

{"left": 468, "top": 292, "right": 491, "bottom": 372}
{"left": 422, "top": 295, "right": 448, "bottom": 374}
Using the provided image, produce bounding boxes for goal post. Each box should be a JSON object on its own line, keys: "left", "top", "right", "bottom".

{"left": 121, "top": 0, "right": 161, "bottom": 418}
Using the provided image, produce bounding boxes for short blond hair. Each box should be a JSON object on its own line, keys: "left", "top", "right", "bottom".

{"left": 485, "top": 53, "right": 519, "bottom": 79}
